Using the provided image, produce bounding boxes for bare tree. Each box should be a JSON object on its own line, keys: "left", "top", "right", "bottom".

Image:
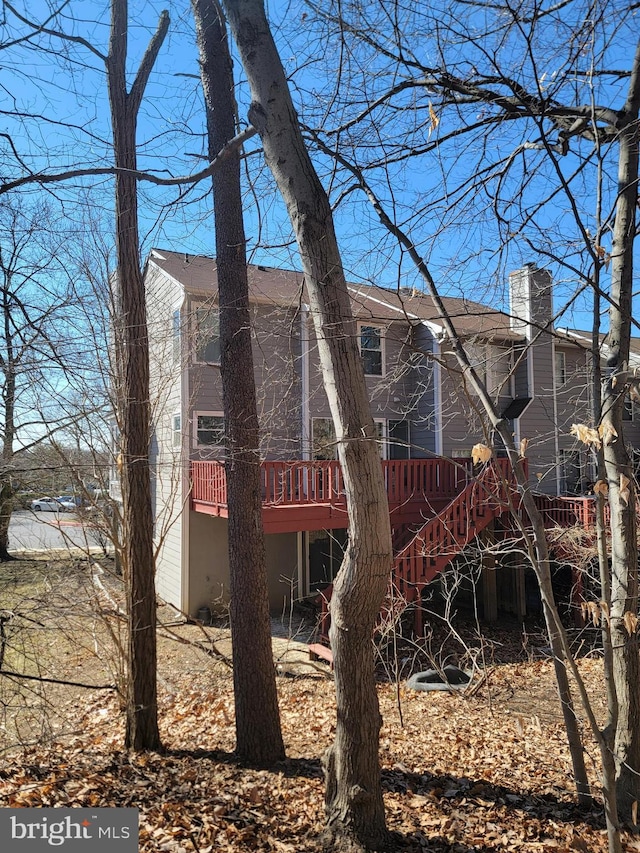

{"left": 292, "top": 2, "right": 639, "bottom": 845}
{"left": 222, "top": 1, "right": 393, "bottom": 848}
{"left": 191, "top": 0, "right": 285, "bottom": 765}
{"left": 105, "top": 0, "right": 169, "bottom": 751}
{"left": 0, "top": 198, "right": 78, "bottom": 561}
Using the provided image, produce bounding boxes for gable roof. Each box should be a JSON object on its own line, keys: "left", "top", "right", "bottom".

{"left": 147, "top": 248, "right": 523, "bottom": 343}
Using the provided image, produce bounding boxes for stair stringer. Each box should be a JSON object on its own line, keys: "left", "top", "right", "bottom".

{"left": 392, "top": 462, "right": 513, "bottom": 602}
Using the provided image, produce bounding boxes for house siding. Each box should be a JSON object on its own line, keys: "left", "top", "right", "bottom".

{"left": 140, "top": 251, "right": 640, "bottom": 617}
{"left": 188, "top": 513, "right": 298, "bottom": 615}
{"left": 146, "top": 260, "right": 186, "bottom": 611}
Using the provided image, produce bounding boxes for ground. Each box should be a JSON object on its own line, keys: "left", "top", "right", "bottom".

{"left": 0, "top": 557, "right": 637, "bottom": 852}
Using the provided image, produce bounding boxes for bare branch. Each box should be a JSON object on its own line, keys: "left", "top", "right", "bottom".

{"left": 0, "top": 126, "right": 258, "bottom": 195}
{"left": 2, "top": 0, "right": 107, "bottom": 61}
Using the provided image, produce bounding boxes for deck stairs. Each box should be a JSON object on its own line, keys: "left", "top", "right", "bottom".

{"left": 310, "top": 461, "right": 516, "bottom": 661}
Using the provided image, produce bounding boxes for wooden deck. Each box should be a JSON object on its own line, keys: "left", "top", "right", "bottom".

{"left": 191, "top": 457, "right": 476, "bottom": 533}
{"left": 191, "top": 456, "right": 608, "bottom": 661}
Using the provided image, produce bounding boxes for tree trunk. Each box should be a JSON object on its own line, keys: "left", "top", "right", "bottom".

{"left": 343, "top": 169, "right": 593, "bottom": 807}
{"left": 601, "top": 40, "right": 640, "bottom": 819}
{"left": 0, "top": 490, "right": 15, "bottom": 562}
{"left": 0, "top": 291, "right": 16, "bottom": 562}
{"left": 191, "top": 0, "right": 285, "bottom": 766}
{"left": 494, "top": 434, "right": 592, "bottom": 806}
{"left": 223, "top": 0, "right": 393, "bottom": 847}
{"left": 105, "top": 0, "right": 168, "bottom": 752}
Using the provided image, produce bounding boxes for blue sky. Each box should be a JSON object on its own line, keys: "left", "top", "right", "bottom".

{"left": 1, "top": 0, "right": 638, "bottom": 336}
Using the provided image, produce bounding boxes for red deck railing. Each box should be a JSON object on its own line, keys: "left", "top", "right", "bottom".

{"left": 392, "top": 458, "right": 515, "bottom": 594}
{"left": 190, "top": 456, "right": 478, "bottom": 513}
{"left": 534, "top": 495, "right": 598, "bottom": 529}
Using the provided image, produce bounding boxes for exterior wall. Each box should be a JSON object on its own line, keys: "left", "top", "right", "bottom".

{"left": 265, "top": 533, "right": 299, "bottom": 612}
{"left": 188, "top": 512, "right": 230, "bottom": 614}
{"left": 188, "top": 512, "right": 297, "bottom": 616}
{"left": 408, "top": 324, "right": 437, "bottom": 457}
{"left": 185, "top": 298, "right": 303, "bottom": 461}
{"left": 509, "top": 266, "right": 559, "bottom": 494}
{"left": 306, "top": 316, "right": 432, "bottom": 458}
{"left": 145, "top": 261, "right": 186, "bottom": 611}
{"left": 143, "top": 254, "right": 640, "bottom": 617}
{"left": 253, "top": 305, "right": 303, "bottom": 458}
{"left": 438, "top": 341, "right": 515, "bottom": 458}
{"left": 554, "top": 343, "right": 592, "bottom": 493}
{"left": 520, "top": 330, "right": 559, "bottom": 492}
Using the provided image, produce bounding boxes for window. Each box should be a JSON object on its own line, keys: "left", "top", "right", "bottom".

{"left": 555, "top": 351, "right": 566, "bottom": 386}
{"left": 195, "top": 305, "right": 221, "bottom": 363}
{"left": 374, "top": 419, "right": 386, "bottom": 458}
{"left": 360, "top": 325, "right": 383, "bottom": 376}
{"left": 172, "top": 309, "right": 181, "bottom": 363}
{"left": 172, "top": 414, "right": 181, "bottom": 448}
{"left": 388, "top": 420, "right": 410, "bottom": 459}
{"left": 195, "top": 413, "right": 225, "bottom": 448}
{"left": 312, "top": 417, "right": 336, "bottom": 460}
{"left": 560, "top": 449, "right": 581, "bottom": 495}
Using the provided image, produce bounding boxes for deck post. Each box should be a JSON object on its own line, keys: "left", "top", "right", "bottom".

{"left": 481, "top": 523, "right": 498, "bottom": 622}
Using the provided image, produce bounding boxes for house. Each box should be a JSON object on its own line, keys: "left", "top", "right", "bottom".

{"left": 141, "top": 249, "right": 640, "bottom": 623}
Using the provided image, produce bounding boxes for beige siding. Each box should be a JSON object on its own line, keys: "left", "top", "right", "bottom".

{"left": 188, "top": 513, "right": 297, "bottom": 616}
{"left": 145, "top": 262, "right": 186, "bottom": 611}
{"left": 188, "top": 513, "right": 230, "bottom": 614}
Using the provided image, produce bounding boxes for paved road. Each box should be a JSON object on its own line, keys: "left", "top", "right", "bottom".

{"left": 9, "top": 509, "right": 108, "bottom": 553}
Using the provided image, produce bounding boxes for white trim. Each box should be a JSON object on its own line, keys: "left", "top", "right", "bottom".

{"left": 347, "top": 285, "right": 443, "bottom": 336}
{"left": 358, "top": 321, "right": 386, "bottom": 377}
{"left": 432, "top": 336, "right": 443, "bottom": 456}
{"left": 301, "top": 306, "right": 311, "bottom": 460}
{"left": 373, "top": 418, "right": 387, "bottom": 459}
{"left": 193, "top": 411, "right": 225, "bottom": 449}
{"left": 556, "top": 326, "right": 640, "bottom": 372}
{"left": 179, "top": 302, "right": 190, "bottom": 616}
{"left": 148, "top": 258, "right": 187, "bottom": 296}
{"left": 554, "top": 350, "right": 566, "bottom": 386}
{"left": 297, "top": 532, "right": 305, "bottom": 599}
{"left": 551, "top": 338, "right": 561, "bottom": 495}
{"left": 171, "top": 411, "right": 182, "bottom": 448}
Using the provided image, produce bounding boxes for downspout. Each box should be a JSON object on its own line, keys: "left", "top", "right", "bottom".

{"left": 301, "top": 303, "right": 310, "bottom": 460}
{"left": 300, "top": 303, "right": 310, "bottom": 596}
{"left": 551, "top": 337, "right": 561, "bottom": 495}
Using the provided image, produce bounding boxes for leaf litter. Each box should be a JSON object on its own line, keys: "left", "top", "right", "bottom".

{"left": 0, "top": 558, "right": 635, "bottom": 851}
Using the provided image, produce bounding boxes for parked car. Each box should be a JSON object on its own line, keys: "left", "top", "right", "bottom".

{"left": 57, "top": 495, "right": 84, "bottom": 508}
{"left": 31, "top": 496, "right": 76, "bottom": 513}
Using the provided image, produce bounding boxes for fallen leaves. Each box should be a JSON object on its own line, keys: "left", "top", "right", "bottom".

{"left": 0, "top": 568, "right": 634, "bottom": 853}
{"left": 0, "top": 662, "right": 629, "bottom": 852}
